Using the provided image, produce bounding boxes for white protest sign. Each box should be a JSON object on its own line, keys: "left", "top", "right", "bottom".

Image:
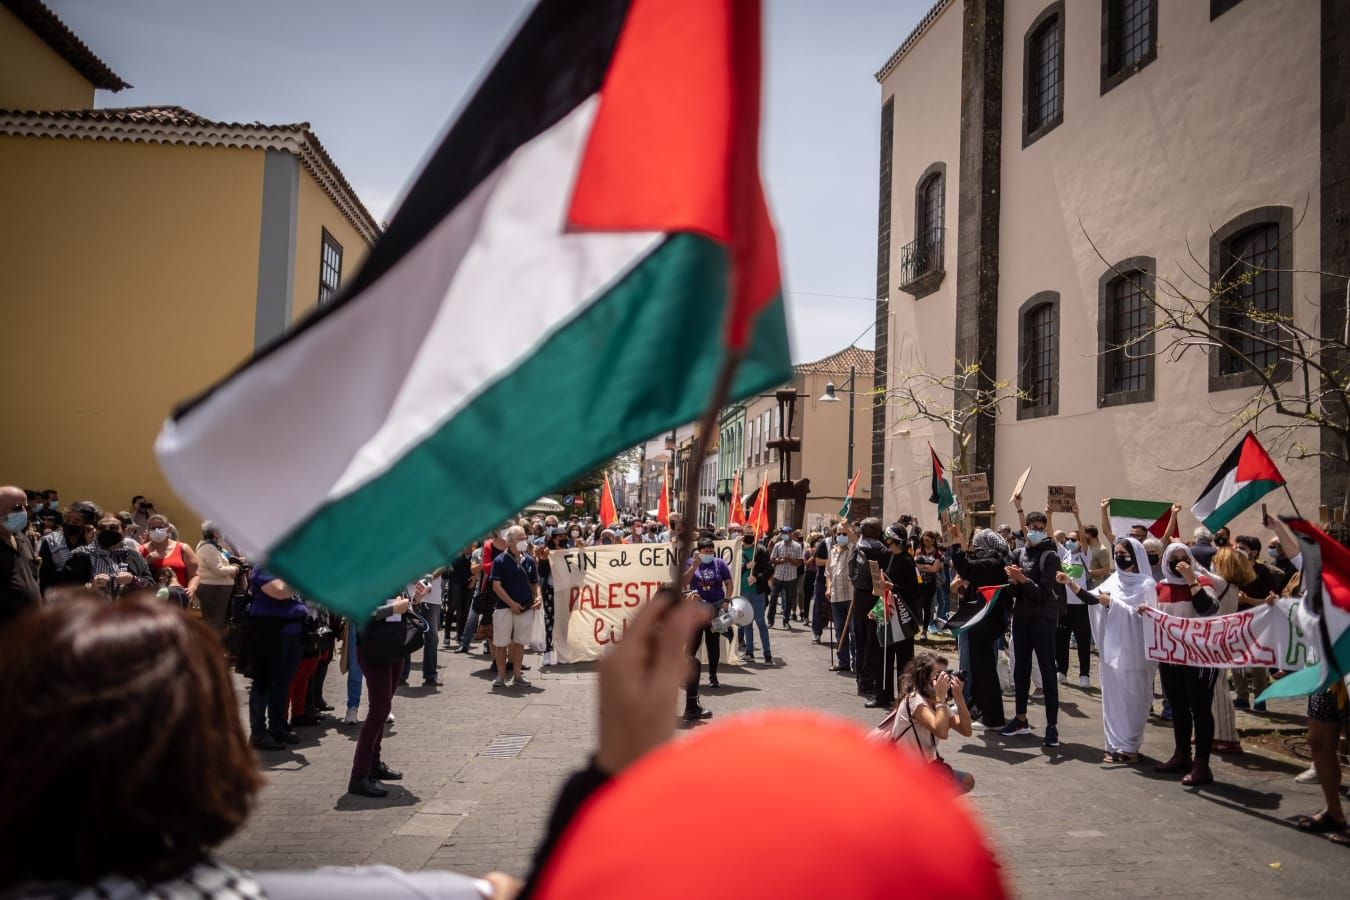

{"left": 1139, "top": 598, "right": 1318, "bottom": 670}
{"left": 549, "top": 540, "right": 743, "bottom": 663}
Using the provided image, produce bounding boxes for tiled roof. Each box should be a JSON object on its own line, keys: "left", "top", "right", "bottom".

{"left": 794, "top": 345, "right": 875, "bottom": 376}
{"left": 874, "top": 0, "right": 953, "bottom": 83}
{"left": 0, "top": 105, "right": 380, "bottom": 242}
{"left": 2, "top": 0, "right": 130, "bottom": 91}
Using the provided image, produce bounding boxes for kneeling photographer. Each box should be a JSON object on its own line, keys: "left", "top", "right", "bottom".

{"left": 682, "top": 537, "right": 733, "bottom": 720}
{"left": 890, "top": 650, "right": 975, "bottom": 794}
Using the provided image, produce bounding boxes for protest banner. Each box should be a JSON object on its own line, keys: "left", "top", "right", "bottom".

{"left": 549, "top": 540, "right": 743, "bottom": 663}
{"left": 1010, "top": 466, "right": 1032, "bottom": 504}
{"left": 1139, "top": 598, "right": 1318, "bottom": 670}
{"left": 1046, "top": 485, "right": 1076, "bottom": 513}
{"left": 954, "top": 473, "right": 990, "bottom": 506}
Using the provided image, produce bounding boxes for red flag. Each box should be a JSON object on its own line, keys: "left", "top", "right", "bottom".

{"left": 657, "top": 467, "right": 670, "bottom": 526}
{"left": 599, "top": 475, "right": 618, "bottom": 529}
{"left": 729, "top": 470, "right": 744, "bottom": 526}
{"left": 748, "top": 473, "right": 769, "bottom": 539}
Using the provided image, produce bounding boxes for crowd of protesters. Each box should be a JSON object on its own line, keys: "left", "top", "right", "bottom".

{"left": 2, "top": 479, "right": 1347, "bottom": 863}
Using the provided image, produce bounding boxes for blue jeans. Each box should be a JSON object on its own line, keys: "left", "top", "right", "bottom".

{"left": 933, "top": 577, "right": 950, "bottom": 625}
{"left": 458, "top": 607, "right": 481, "bottom": 652}
{"left": 738, "top": 589, "right": 771, "bottom": 659}
{"left": 346, "top": 621, "right": 363, "bottom": 710}
{"left": 770, "top": 577, "right": 799, "bottom": 624}
{"left": 402, "top": 604, "right": 442, "bottom": 680}
{"left": 831, "top": 601, "right": 852, "bottom": 669}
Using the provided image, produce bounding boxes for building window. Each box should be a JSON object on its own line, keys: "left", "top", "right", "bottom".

{"left": 1023, "top": 3, "right": 1065, "bottom": 147}
{"left": 1096, "top": 258, "right": 1155, "bottom": 407}
{"left": 1100, "top": 0, "right": 1156, "bottom": 94}
{"left": 1017, "top": 291, "right": 1060, "bottom": 420}
{"left": 899, "top": 162, "right": 946, "bottom": 299}
{"left": 1210, "top": 0, "right": 1245, "bottom": 19}
{"left": 1209, "top": 206, "right": 1293, "bottom": 391}
{"left": 319, "top": 229, "right": 343, "bottom": 303}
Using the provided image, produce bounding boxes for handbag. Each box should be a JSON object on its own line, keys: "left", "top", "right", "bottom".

{"left": 360, "top": 606, "right": 430, "bottom": 665}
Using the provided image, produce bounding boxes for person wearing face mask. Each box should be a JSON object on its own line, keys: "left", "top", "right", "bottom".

{"left": 945, "top": 521, "right": 1011, "bottom": 730}
{"left": 61, "top": 515, "right": 153, "bottom": 599}
{"left": 999, "top": 510, "right": 1065, "bottom": 747}
{"left": 824, "top": 521, "right": 856, "bottom": 672}
{"left": 1059, "top": 537, "right": 1156, "bottom": 763}
{"left": 1153, "top": 542, "right": 1228, "bottom": 786}
{"left": 682, "top": 538, "right": 733, "bottom": 702}
{"left": 1, "top": 485, "right": 42, "bottom": 634}
{"left": 489, "top": 525, "right": 541, "bottom": 689}
{"left": 872, "top": 524, "right": 920, "bottom": 709}
{"left": 1141, "top": 537, "right": 1165, "bottom": 582}
{"left": 736, "top": 530, "right": 774, "bottom": 665}
{"left": 1055, "top": 528, "right": 1094, "bottom": 688}
{"left": 38, "top": 500, "right": 100, "bottom": 595}
{"left": 141, "top": 515, "right": 199, "bottom": 606}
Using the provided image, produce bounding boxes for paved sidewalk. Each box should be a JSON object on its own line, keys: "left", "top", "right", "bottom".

{"left": 221, "top": 626, "right": 1348, "bottom": 896}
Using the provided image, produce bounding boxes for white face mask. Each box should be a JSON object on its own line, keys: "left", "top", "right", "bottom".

{"left": 515, "top": 540, "right": 529, "bottom": 554}
{"left": 149, "top": 527, "right": 168, "bottom": 542}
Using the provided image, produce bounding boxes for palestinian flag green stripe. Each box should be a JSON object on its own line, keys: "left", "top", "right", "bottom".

{"left": 268, "top": 234, "right": 789, "bottom": 608}
{"left": 1201, "top": 479, "right": 1282, "bottom": 532}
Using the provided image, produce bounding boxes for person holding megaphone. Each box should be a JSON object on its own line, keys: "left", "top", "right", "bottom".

{"left": 681, "top": 536, "right": 734, "bottom": 719}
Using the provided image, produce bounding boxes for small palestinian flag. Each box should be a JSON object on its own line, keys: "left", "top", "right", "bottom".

{"left": 839, "top": 469, "right": 860, "bottom": 517}
{"left": 946, "top": 585, "right": 1006, "bottom": 634}
{"left": 1107, "top": 498, "right": 1177, "bottom": 541}
{"left": 1258, "top": 518, "right": 1350, "bottom": 702}
{"left": 153, "top": 0, "right": 790, "bottom": 616}
{"left": 929, "top": 443, "right": 954, "bottom": 513}
{"left": 1191, "top": 431, "right": 1285, "bottom": 531}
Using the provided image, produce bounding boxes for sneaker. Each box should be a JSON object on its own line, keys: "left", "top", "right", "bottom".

{"left": 763, "top": 656, "right": 774, "bottom": 666}
{"left": 1078, "top": 675, "right": 1090, "bottom": 689}
{"left": 542, "top": 651, "right": 555, "bottom": 666}
{"left": 999, "top": 719, "right": 1032, "bottom": 737}
{"left": 1057, "top": 672, "right": 1067, "bottom": 685}
{"left": 1294, "top": 765, "right": 1320, "bottom": 784}
{"left": 343, "top": 707, "right": 359, "bottom": 725}
{"left": 386, "top": 712, "right": 395, "bottom": 724}
{"left": 737, "top": 655, "right": 752, "bottom": 665}
{"left": 1253, "top": 700, "right": 1267, "bottom": 712}
{"left": 1042, "top": 725, "right": 1061, "bottom": 748}
{"left": 512, "top": 675, "right": 531, "bottom": 687}
{"left": 491, "top": 677, "right": 506, "bottom": 688}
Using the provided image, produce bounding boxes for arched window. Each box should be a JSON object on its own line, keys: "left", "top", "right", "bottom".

{"left": 1096, "top": 258, "right": 1155, "bottom": 407}
{"left": 1208, "top": 206, "right": 1293, "bottom": 391}
{"left": 1017, "top": 292, "right": 1060, "bottom": 419}
{"left": 1023, "top": 3, "right": 1064, "bottom": 146}
{"left": 919, "top": 172, "right": 943, "bottom": 245}
{"left": 1101, "top": 0, "right": 1157, "bottom": 94}
{"left": 900, "top": 162, "right": 946, "bottom": 298}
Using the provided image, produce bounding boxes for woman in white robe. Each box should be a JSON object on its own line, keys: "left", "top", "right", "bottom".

{"left": 1060, "top": 537, "right": 1156, "bottom": 763}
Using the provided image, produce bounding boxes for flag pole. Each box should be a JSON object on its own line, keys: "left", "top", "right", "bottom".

{"left": 669, "top": 349, "right": 744, "bottom": 591}
{"left": 1281, "top": 484, "right": 1305, "bottom": 522}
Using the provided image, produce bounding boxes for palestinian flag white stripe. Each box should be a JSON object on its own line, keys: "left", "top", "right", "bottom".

{"left": 156, "top": 100, "right": 659, "bottom": 557}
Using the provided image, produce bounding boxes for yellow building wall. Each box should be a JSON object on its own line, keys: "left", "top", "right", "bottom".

{"left": 0, "top": 137, "right": 263, "bottom": 535}
{"left": 291, "top": 167, "right": 370, "bottom": 322}
{"left": 0, "top": 5, "right": 97, "bottom": 110}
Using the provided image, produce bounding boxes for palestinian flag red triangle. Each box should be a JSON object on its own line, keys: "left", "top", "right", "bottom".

{"left": 946, "top": 584, "right": 1006, "bottom": 634}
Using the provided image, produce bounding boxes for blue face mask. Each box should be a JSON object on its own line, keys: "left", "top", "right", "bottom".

{"left": 700, "top": 553, "right": 715, "bottom": 564}
{"left": 4, "top": 511, "right": 29, "bottom": 534}
{"left": 47, "top": 500, "right": 59, "bottom": 510}
{"left": 836, "top": 535, "right": 848, "bottom": 546}
{"left": 1267, "top": 547, "right": 1279, "bottom": 559}
{"left": 1027, "top": 530, "right": 1047, "bottom": 545}
{"left": 1065, "top": 540, "right": 1079, "bottom": 553}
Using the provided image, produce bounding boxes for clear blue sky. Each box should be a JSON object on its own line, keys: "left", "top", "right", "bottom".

{"left": 52, "top": 0, "right": 931, "bottom": 363}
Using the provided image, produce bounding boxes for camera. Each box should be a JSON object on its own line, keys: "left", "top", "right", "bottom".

{"left": 947, "top": 669, "right": 969, "bottom": 683}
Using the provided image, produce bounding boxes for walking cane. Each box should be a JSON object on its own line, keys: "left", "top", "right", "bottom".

{"left": 826, "top": 584, "right": 836, "bottom": 671}
{"left": 834, "top": 597, "right": 855, "bottom": 672}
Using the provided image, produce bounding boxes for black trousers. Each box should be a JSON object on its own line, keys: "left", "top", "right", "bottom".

{"left": 1056, "top": 604, "right": 1093, "bottom": 677}
{"left": 853, "top": 594, "right": 880, "bottom": 695}
{"left": 447, "top": 582, "right": 469, "bottom": 638}
{"left": 916, "top": 583, "right": 936, "bottom": 632}
{"left": 1160, "top": 663, "right": 1217, "bottom": 763}
{"left": 968, "top": 618, "right": 1005, "bottom": 727}
{"left": 305, "top": 655, "right": 330, "bottom": 711}
{"left": 1012, "top": 615, "right": 1059, "bottom": 726}
{"left": 876, "top": 637, "right": 914, "bottom": 705}
{"left": 685, "top": 624, "right": 721, "bottom": 703}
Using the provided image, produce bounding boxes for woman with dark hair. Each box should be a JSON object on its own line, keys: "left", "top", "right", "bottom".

{"left": 913, "top": 530, "right": 944, "bottom": 639}
{"left": 888, "top": 649, "right": 975, "bottom": 793}
{"left": 538, "top": 532, "right": 563, "bottom": 666}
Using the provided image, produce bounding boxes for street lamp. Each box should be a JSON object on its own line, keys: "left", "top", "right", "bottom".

{"left": 818, "top": 364, "right": 857, "bottom": 498}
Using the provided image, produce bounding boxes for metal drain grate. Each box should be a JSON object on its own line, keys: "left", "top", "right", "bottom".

{"left": 480, "top": 733, "right": 532, "bottom": 759}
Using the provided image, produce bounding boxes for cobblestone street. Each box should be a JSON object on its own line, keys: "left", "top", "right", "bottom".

{"left": 222, "top": 627, "right": 1348, "bottom": 897}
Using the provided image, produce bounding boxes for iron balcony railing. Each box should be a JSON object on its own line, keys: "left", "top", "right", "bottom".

{"left": 899, "top": 226, "right": 945, "bottom": 289}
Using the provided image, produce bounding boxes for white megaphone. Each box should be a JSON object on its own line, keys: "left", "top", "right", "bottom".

{"left": 729, "top": 595, "right": 754, "bottom": 627}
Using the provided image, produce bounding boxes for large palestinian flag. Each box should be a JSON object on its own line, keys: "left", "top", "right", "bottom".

{"left": 929, "top": 443, "right": 954, "bottom": 513}
{"left": 1191, "top": 431, "right": 1285, "bottom": 531}
{"left": 1258, "top": 518, "right": 1350, "bottom": 701}
{"left": 154, "top": 0, "right": 790, "bottom": 616}
{"left": 1107, "top": 498, "right": 1178, "bottom": 541}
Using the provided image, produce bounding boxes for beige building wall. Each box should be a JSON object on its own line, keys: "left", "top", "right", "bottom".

{"left": 292, "top": 166, "right": 370, "bottom": 321}
{"left": 880, "top": 0, "right": 1322, "bottom": 537}
{"left": 0, "top": 137, "right": 264, "bottom": 531}
{"left": 797, "top": 370, "right": 875, "bottom": 522}
{"left": 0, "top": 5, "right": 95, "bottom": 110}
{"left": 994, "top": 0, "right": 1320, "bottom": 537}
{"left": 879, "top": 0, "right": 962, "bottom": 525}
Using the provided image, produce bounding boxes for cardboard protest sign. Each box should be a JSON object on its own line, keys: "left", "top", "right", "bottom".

{"left": 1010, "top": 467, "right": 1032, "bottom": 504}
{"left": 954, "top": 473, "right": 990, "bottom": 505}
{"left": 549, "top": 540, "right": 743, "bottom": 663}
{"left": 1047, "top": 485, "right": 1076, "bottom": 513}
{"left": 1139, "top": 598, "right": 1318, "bottom": 670}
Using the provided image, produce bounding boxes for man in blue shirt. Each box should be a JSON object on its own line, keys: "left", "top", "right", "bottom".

{"left": 491, "top": 525, "right": 540, "bottom": 689}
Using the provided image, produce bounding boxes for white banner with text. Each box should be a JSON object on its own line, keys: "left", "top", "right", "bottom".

{"left": 1139, "top": 598, "right": 1318, "bottom": 670}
